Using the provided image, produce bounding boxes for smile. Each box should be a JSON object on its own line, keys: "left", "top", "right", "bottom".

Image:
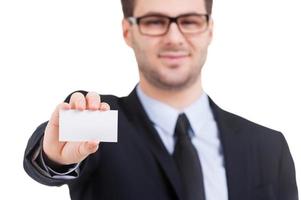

{"left": 158, "top": 52, "right": 190, "bottom": 60}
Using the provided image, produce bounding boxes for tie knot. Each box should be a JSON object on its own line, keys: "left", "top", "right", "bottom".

{"left": 174, "top": 113, "right": 191, "bottom": 139}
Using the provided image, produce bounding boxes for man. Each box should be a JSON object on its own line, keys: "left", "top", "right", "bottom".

{"left": 23, "top": 0, "right": 298, "bottom": 199}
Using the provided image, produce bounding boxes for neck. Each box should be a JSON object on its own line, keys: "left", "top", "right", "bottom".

{"left": 139, "top": 77, "right": 203, "bottom": 110}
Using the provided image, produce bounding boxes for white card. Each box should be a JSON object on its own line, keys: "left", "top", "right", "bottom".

{"left": 59, "top": 109, "right": 118, "bottom": 142}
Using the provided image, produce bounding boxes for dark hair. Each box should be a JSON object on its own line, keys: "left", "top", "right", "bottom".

{"left": 121, "top": 0, "right": 213, "bottom": 18}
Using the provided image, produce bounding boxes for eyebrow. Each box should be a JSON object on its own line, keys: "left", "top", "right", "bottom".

{"left": 135, "top": 11, "right": 205, "bottom": 18}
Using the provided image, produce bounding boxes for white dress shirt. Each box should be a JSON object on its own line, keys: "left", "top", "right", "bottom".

{"left": 136, "top": 85, "right": 228, "bottom": 200}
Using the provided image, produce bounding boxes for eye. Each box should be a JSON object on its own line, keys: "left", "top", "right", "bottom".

{"left": 181, "top": 20, "right": 198, "bottom": 25}
{"left": 140, "top": 17, "right": 167, "bottom": 27}
{"left": 179, "top": 16, "right": 206, "bottom": 29}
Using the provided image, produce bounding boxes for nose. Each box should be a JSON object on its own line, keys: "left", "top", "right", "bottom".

{"left": 163, "top": 22, "right": 185, "bottom": 45}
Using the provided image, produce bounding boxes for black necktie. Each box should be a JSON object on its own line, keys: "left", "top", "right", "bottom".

{"left": 173, "top": 113, "right": 206, "bottom": 200}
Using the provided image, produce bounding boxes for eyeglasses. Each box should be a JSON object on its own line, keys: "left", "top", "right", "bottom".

{"left": 127, "top": 13, "right": 210, "bottom": 36}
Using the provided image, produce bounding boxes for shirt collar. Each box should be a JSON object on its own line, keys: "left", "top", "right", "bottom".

{"left": 136, "top": 84, "right": 214, "bottom": 138}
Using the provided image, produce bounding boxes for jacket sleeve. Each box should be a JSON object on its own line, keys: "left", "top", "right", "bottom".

{"left": 23, "top": 121, "right": 75, "bottom": 186}
{"left": 23, "top": 90, "right": 90, "bottom": 186}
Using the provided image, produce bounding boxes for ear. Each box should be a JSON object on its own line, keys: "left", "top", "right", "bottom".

{"left": 207, "top": 18, "right": 214, "bottom": 45}
{"left": 122, "top": 19, "right": 133, "bottom": 48}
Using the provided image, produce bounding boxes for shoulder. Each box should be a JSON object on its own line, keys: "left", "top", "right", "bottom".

{"left": 212, "top": 100, "right": 287, "bottom": 147}
{"left": 216, "top": 107, "right": 293, "bottom": 166}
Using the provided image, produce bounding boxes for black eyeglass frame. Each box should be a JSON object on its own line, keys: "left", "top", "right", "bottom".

{"left": 127, "top": 13, "right": 210, "bottom": 36}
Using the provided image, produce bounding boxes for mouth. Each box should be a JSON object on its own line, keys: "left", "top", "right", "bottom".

{"left": 158, "top": 52, "right": 190, "bottom": 62}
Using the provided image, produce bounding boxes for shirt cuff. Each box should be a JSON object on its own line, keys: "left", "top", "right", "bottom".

{"left": 31, "top": 138, "right": 81, "bottom": 180}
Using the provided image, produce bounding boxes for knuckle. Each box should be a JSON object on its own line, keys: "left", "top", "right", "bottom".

{"left": 86, "top": 92, "right": 101, "bottom": 108}
{"left": 70, "top": 92, "right": 86, "bottom": 106}
{"left": 86, "top": 92, "right": 100, "bottom": 101}
{"left": 101, "top": 102, "right": 110, "bottom": 110}
{"left": 71, "top": 92, "right": 85, "bottom": 101}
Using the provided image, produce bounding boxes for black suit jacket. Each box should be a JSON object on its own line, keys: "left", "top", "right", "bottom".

{"left": 24, "top": 89, "right": 298, "bottom": 200}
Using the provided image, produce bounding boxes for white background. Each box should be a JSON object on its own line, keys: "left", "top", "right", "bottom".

{"left": 0, "top": 0, "right": 300, "bottom": 199}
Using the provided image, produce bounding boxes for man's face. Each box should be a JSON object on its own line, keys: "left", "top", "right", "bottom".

{"left": 123, "top": 0, "right": 213, "bottom": 91}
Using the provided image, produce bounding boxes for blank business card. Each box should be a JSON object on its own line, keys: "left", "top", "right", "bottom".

{"left": 59, "top": 109, "right": 118, "bottom": 142}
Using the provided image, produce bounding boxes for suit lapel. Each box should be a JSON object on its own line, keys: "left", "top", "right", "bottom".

{"left": 209, "top": 97, "right": 250, "bottom": 200}
{"left": 123, "top": 88, "right": 250, "bottom": 200}
{"left": 122, "top": 89, "right": 184, "bottom": 200}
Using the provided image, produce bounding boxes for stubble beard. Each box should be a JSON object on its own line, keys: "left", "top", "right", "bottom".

{"left": 138, "top": 54, "right": 206, "bottom": 92}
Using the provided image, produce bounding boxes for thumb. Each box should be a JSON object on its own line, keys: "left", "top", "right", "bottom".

{"left": 78, "top": 141, "right": 100, "bottom": 158}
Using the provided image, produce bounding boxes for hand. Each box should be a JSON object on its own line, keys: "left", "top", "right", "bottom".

{"left": 42, "top": 91, "right": 110, "bottom": 165}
